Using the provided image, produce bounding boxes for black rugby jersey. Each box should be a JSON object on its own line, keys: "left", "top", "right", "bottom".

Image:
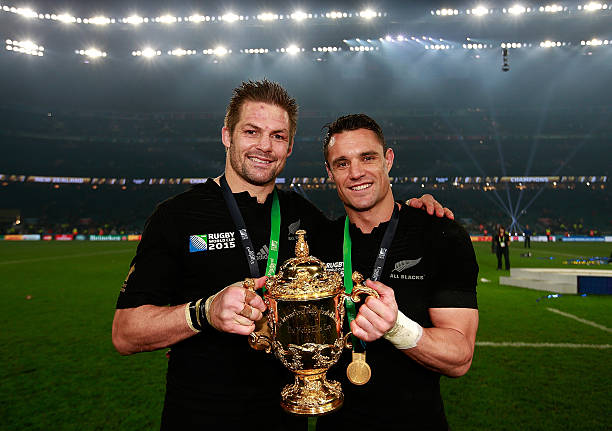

{"left": 317, "top": 204, "right": 478, "bottom": 431}
{"left": 116, "top": 179, "right": 331, "bottom": 429}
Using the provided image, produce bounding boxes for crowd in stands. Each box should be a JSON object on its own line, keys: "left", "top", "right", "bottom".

{"left": 1, "top": 104, "right": 610, "bottom": 235}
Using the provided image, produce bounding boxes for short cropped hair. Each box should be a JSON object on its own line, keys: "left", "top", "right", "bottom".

{"left": 224, "top": 79, "right": 298, "bottom": 142}
{"left": 322, "top": 113, "right": 386, "bottom": 163}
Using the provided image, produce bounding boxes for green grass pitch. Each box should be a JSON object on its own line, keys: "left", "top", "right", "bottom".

{"left": 1, "top": 240, "right": 610, "bottom": 430}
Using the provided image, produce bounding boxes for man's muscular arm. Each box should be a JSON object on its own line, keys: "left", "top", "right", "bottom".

{"left": 112, "top": 304, "right": 195, "bottom": 355}
{"left": 351, "top": 280, "right": 478, "bottom": 377}
{"left": 399, "top": 308, "right": 478, "bottom": 377}
{"left": 112, "top": 277, "right": 266, "bottom": 355}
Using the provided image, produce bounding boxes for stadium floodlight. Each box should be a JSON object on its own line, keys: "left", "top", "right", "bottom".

{"left": 132, "top": 47, "right": 161, "bottom": 57}
{"left": 583, "top": 38, "right": 603, "bottom": 45}
{"left": 125, "top": 15, "right": 143, "bottom": 25}
{"left": 257, "top": 12, "right": 277, "bottom": 21}
{"left": 360, "top": 9, "right": 377, "bottom": 19}
{"left": 471, "top": 6, "right": 489, "bottom": 16}
{"left": 88, "top": 16, "right": 111, "bottom": 25}
{"left": 291, "top": 10, "right": 308, "bottom": 20}
{"left": 157, "top": 15, "right": 177, "bottom": 23}
{"left": 77, "top": 48, "right": 107, "bottom": 58}
{"left": 286, "top": 45, "right": 301, "bottom": 55}
{"left": 6, "top": 39, "right": 44, "bottom": 56}
{"left": 541, "top": 4, "right": 564, "bottom": 13}
{"left": 214, "top": 46, "right": 228, "bottom": 56}
{"left": 17, "top": 7, "right": 37, "bottom": 18}
{"left": 222, "top": 13, "right": 239, "bottom": 22}
{"left": 508, "top": 5, "right": 527, "bottom": 15}
{"left": 56, "top": 13, "right": 76, "bottom": 23}
{"left": 582, "top": 2, "right": 603, "bottom": 11}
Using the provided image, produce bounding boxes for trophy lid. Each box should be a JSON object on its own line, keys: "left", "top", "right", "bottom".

{"left": 265, "top": 230, "right": 343, "bottom": 301}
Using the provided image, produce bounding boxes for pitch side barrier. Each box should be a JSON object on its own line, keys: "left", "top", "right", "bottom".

{"left": 1, "top": 234, "right": 609, "bottom": 242}
{"left": 0, "top": 234, "right": 142, "bottom": 241}
{"left": 469, "top": 235, "right": 612, "bottom": 243}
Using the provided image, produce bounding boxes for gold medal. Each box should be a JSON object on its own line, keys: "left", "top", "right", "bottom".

{"left": 346, "top": 351, "right": 371, "bottom": 385}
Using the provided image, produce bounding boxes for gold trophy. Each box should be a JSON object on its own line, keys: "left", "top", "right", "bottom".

{"left": 246, "top": 230, "right": 378, "bottom": 415}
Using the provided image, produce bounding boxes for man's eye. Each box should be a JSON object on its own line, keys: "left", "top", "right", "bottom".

{"left": 245, "top": 130, "right": 257, "bottom": 135}
{"left": 272, "top": 134, "right": 286, "bottom": 140}
{"left": 335, "top": 161, "right": 349, "bottom": 169}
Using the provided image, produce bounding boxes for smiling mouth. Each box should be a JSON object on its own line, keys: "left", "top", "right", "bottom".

{"left": 248, "top": 156, "right": 273, "bottom": 164}
{"left": 349, "top": 183, "right": 372, "bottom": 191}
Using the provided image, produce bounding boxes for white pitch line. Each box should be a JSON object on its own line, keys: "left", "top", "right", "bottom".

{"left": 547, "top": 307, "right": 612, "bottom": 333}
{"left": 0, "top": 249, "right": 133, "bottom": 265}
{"left": 477, "top": 341, "right": 611, "bottom": 349}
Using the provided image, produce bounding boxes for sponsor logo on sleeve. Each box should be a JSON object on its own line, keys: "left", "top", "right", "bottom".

{"left": 189, "top": 232, "right": 236, "bottom": 253}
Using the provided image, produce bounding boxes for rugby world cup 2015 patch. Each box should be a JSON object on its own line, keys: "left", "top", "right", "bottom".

{"left": 189, "top": 232, "right": 236, "bottom": 253}
{"left": 189, "top": 235, "right": 208, "bottom": 252}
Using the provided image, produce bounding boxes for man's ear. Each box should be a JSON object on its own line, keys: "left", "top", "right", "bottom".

{"left": 287, "top": 139, "right": 294, "bottom": 157}
{"left": 325, "top": 162, "right": 334, "bottom": 182}
{"left": 384, "top": 148, "right": 395, "bottom": 173}
{"left": 221, "top": 127, "right": 231, "bottom": 150}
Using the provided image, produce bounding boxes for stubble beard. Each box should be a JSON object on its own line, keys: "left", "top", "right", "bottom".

{"left": 228, "top": 141, "right": 283, "bottom": 186}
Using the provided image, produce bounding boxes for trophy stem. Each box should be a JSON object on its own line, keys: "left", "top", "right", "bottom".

{"left": 280, "top": 370, "right": 343, "bottom": 416}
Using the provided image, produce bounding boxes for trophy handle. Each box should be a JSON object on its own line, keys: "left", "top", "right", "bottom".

{"left": 348, "top": 271, "right": 380, "bottom": 303}
{"left": 341, "top": 272, "right": 380, "bottom": 350}
{"left": 244, "top": 278, "right": 273, "bottom": 353}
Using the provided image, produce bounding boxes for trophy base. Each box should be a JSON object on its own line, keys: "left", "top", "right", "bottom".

{"left": 280, "top": 371, "right": 344, "bottom": 416}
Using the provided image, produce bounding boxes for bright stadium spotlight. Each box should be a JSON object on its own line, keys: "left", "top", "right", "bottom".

{"left": 214, "top": 46, "right": 228, "bottom": 56}
{"left": 471, "top": 6, "right": 489, "bottom": 16}
{"left": 508, "top": 4, "right": 527, "bottom": 14}
{"left": 541, "top": 4, "right": 564, "bottom": 13}
{"left": 57, "top": 13, "right": 76, "bottom": 23}
{"left": 286, "top": 45, "right": 301, "bottom": 55}
{"left": 157, "top": 14, "right": 177, "bottom": 23}
{"left": 87, "top": 16, "right": 111, "bottom": 25}
{"left": 6, "top": 39, "right": 44, "bottom": 56}
{"left": 257, "top": 12, "right": 277, "bottom": 21}
{"left": 77, "top": 48, "right": 107, "bottom": 59}
{"left": 291, "top": 10, "right": 308, "bottom": 20}
{"left": 582, "top": 2, "right": 603, "bottom": 11}
{"left": 360, "top": 9, "right": 377, "bottom": 19}
{"left": 133, "top": 47, "right": 161, "bottom": 57}
{"left": 125, "top": 15, "right": 144, "bottom": 25}
{"left": 222, "top": 12, "right": 239, "bottom": 22}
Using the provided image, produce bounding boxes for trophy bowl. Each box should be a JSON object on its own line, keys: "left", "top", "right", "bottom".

{"left": 247, "top": 230, "right": 378, "bottom": 416}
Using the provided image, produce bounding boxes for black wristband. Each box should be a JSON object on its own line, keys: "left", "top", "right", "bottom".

{"left": 188, "top": 299, "right": 204, "bottom": 331}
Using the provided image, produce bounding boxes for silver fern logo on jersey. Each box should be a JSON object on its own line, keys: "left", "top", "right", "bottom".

{"left": 392, "top": 258, "right": 422, "bottom": 273}
{"left": 288, "top": 219, "right": 301, "bottom": 240}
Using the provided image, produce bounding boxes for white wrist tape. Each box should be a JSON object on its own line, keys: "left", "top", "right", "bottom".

{"left": 384, "top": 310, "right": 423, "bottom": 350}
{"left": 204, "top": 293, "right": 218, "bottom": 327}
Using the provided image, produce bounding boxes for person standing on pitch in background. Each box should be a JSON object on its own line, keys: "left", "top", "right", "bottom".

{"left": 523, "top": 224, "right": 532, "bottom": 248}
{"left": 495, "top": 226, "right": 510, "bottom": 270}
{"left": 314, "top": 114, "right": 479, "bottom": 431}
{"left": 111, "top": 81, "right": 453, "bottom": 431}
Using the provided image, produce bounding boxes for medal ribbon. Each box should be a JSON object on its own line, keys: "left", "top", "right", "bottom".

{"left": 343, "top": 204, "right": 400, "bottom": 351}
{"left": 220, "top": 176, "right": 280, "bottom": 291}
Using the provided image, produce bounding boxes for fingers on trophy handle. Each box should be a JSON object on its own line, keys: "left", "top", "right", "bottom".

{"left": 350, "top": 271, "right": 380, "bottom": 302}
{"left": 244, "top": 278, "right": 273, "bottom": 353}
{"left": 243, "top": 278, "right": 256, "bottom": 291}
